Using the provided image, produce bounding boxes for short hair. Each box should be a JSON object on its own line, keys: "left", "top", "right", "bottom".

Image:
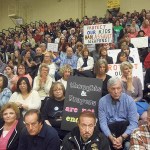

{"left": 39, "top": 43, "right": 46, "bottom": 48}
{"left": 120, "top": 61, "right": 133, "bottom": 73}
{"left": 0, "top": 74, "right": 8, "bottom": 90}
{"left": 39, "top": 63, "right": 49, "bottom": 74}
{"left": 16, "top": 77, "right": 31, "bottom": 93}
{"left": 49, "top": 82, "right": 65, "bottom": 99}
{"left": 0, "top": 102, "right": 20, "bottom": 119}
{"left": 94, "top": 59, "right": 108, "bottom": 75}
{"left": 24, "top": 109, "right": 43, "bottom": 124}
{"left": 17, "top": 64, "right": 27, "bottom": 75}
{"left": 59, "top": 64, "right": 73, "bottom": 76}
{"left": 81, "top": 47, "right": 90, "bottom": 56}
{"left": 78, "top": 111, "right": 96, "bottom": 124}
{"left": 107, "top": 77, "right": 122, "bottom": 88}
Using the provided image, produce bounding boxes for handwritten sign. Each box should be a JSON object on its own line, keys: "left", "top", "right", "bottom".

{"left": 107, "top": 63, "right": 144, "bottom": 89}
{"left": 107, "top": 0, "right": 120, "bottom": 9}
{"left": 47, "top": 43, "right": 58, "bottom": 52}
{"left": 131, "top": 37, "right": 148, "bottom": 48}
{"left": 83, "top": 24, "right": 113, "bottom": 44}
{"left": 107, "top": 48, "right": 140, "bottom": 63}
{"left": 61, "top": 76, "right": 103, "bottom": 131}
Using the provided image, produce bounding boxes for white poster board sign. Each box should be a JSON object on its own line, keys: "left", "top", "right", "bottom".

{"left": 131, "top": 37, "right": 148, "bottom": 48}
{"left": 107, "top": 63, "right": 144, "bottom": 89}
{"left": 47, "top": 43, "right": 58, "bottom": 52}
{"left": 107, "top": 48, "right": 140, "bottom": 63}
{"left": 84, "top": 24, "right": 113, "bottom": 44}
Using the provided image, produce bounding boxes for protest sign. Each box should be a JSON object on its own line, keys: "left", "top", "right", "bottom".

{"left": 47, "top": 43, "right": 58, "bottom": 52}
{"left": 131, "top": 37, "right": 148, "bottom": 48}
{"left": 107, "top": 0, "right": 120, "bottom": 9}
{"left": 107, "top": 48, "right": 140, "bottom": 63}
{"left": 61, "top": 76, "right": 103, "bottom": 131}
{"left": 107, "top": 63, "right": 144, "bottom": 89}
{"left": 84, "top": 24, "right": 113, "bottom": 44}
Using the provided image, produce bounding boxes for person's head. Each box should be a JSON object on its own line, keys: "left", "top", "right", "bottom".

{"left": 17, "top": 64, "right": 27, "bottom": 76}
{"left": 94, "top": 59, "right": 108, "bottom": 75}
{"left": 16, "top": 77, "right": 31, "bottom": 93}
{"left": 66, "top": 47, "right": 73, "bottom": 57}
{"left": 71, "top": 36, "right": 76, "bottom": 44}
{"left": 121, "top": 45, "right": 130, "bottom": 56}
{"left": 1, "top": 102, "right": 20, "bottom": 124}
{"left": 5, "top": 65, "right": 14, "bottom": 76}
{"left": 49, "top": 82, "right": 65, "bottom": 101}
{"left": 59, "top": 64, "right": 73, "bottom": 80}
{"left": 35, "top": 47, "right": 42, "bottom": 56}
{"left": 81, "top": 48, "right": 90, "bottom": 58}
{"left": 76, "top": 42, "right": 83, "bottom": 51}
{"left": 78, "top": 111, "right": 96, "bottom": 142}
{"left": 24, "top": 109, "right": 43, "bottom": 136}
{"left": 39, "top": 43, "right": 46, "bottom": 53}
{"left": 43, "top": 52, "right": 52, "bottom": 63}
{"left": 25, "top": 51, "right": 31, "bottom": 58}
{"left": 0, "top": 74, "right": 8, "bottom": 91}
{"left": 14, "top": 50, "right": 20, "bottom": 58}
{"left": 25, "top": 42, "right": 32, "bottom": 51}
{"left": 99, "top": 47, "right": 108, "bottom": 57}
{"left": 120, "top": 61, "right": 133, "bottom": 77}
{"left": 39, "top": 63, "right": 49, "bottom": 77}
{"left": 147, "top": 107, "right": 150, "bottom": 127}
{"left": 107, "top": 77, "right": 122, "bottom": 100}
{"left": 60, "top": 36, "right": 65, "bottom": 44}
{"left": 116, "top": 51, "right": 128, "bottom": 64}
{"left": 138, "top": 30, "right": 145, "bottom": 37}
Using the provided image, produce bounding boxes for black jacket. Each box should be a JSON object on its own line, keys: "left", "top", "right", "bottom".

{"left": 0, "top": 119, "right": 24, "bottom": 150}
{"left": 61, "top": 127, "right": 110, "bottom": 150}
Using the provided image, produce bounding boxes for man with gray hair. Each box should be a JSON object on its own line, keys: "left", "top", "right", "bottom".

{"left": 98, "top": 77, "right": 138, "bottom": 150}
{"left": 130, "top": 106, "right": 150, "bottom": 150}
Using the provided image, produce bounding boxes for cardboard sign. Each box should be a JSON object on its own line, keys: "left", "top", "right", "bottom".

{"left": 83, "top": 24, "right": 113, "bottom": 44}
{"left": 107, "top": 48, "right": 140, "bottom": 63}
{"left": 47, "top": 43, "right": 58, "bottom": 52}
{"left": 107, "top": 63, "right": 144, "bottom": 89}
{"left": 130, "top": 37, "right": 148, "bottom": 48}
{"left": 107, "top": 0, "right": 120, "bottom": 9}
{"left": 61, "top": 76, "right": 103, "bottom": 131}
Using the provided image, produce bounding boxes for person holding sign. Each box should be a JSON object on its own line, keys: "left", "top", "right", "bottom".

{"left": 120, "top": 62, "right": 148, "bottom": 122}
{"left": 42, "top": 82, "right": 68, "bottom": 140}
{"left": 98, "top": 77, "right": 138, "bottom": 150}
{"left": 62, "top": 111, "right": 110, "bottom": 150}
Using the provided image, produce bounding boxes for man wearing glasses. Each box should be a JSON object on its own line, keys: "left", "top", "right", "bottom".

{"left": 61, "top": 111, "right": 109, "bottom": 150}
{"left": 17, "top": 109, "right": 60, "bottom": 150}
{"left": 130, "top": 107, "right": 150, "bottom": 150}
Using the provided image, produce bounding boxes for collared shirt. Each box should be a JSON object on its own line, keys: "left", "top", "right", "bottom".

{"left": 17, "top": 123, "right": 60, "bottom": 150}
{"left": 60, "top": 55, "right": 78, "bottom": 69}
{"left": 98, "top": 93, "right": 138, "bottom": 137}
{"left": 130, "top": 124, "right": 150, "bottom": 150}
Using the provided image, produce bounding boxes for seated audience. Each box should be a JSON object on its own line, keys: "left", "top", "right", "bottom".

{"left": 9, "top": 77, "right": 41, "bottom": 116}
{"left": 62, "top": 111, "right": 110, "bottom": 150}
{"left": 57, "top": 64, "right": 73, "bottom": 89}
{"left": 94, "top": 59, "right": 111, "bottom": 96}
{"left": 116, "top": 51, "right": 128, "bottom": 64}
{"left": 42, "top": 82, "right": 67, "bottom": 140}
{"left": 0, "top": 102, "right": 24, "bottom": 150}
{"left": 76, "top": 48, "right": 94, "bottom": 77}
{"left": 98, "top": 77, "right": 138, "bottom": 150}
{"left": 130, "top": 106, "right": 150, "bottom": 150}
{"left": 0, "top": 74, "right": 12, "bottom": 109}
{"left": 17, "top": 109, "right": 60, "bottom": 150}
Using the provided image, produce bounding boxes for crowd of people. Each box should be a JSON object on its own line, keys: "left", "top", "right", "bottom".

{"left": 0, "top": 8, "right": 150, "bottom": 149}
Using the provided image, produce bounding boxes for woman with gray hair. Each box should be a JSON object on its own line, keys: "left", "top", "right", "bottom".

{"left": 57, "top": 64, "right": 73, "bottom": 89}
{"left": 94, "top": 59, "right": 111, "bottom": 96}
{"left": 120, "top": 61, "right": 148, "bottom": 122}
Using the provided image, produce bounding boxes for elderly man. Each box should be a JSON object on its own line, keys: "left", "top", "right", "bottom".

{"left": 18, "top": 109, "right": 60, "bottom": 150}
{"left": 62, "top": 111, "right": 110, "bottom": 150}
{"left": 98, "top": 77, "right": 138, "bottom": 150}
{"left": 130, "top": 107, "right": 150, "bottom": 150}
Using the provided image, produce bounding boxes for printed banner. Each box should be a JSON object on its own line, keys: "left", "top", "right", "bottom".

{"left": 47, "top": 43, "right": 58, "bottom": 52}
{"left": 131, "top": 37, "right": 148, "bottom": 48}
{"left": 107, "top": 0, "right": 120, "bottom": 9}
